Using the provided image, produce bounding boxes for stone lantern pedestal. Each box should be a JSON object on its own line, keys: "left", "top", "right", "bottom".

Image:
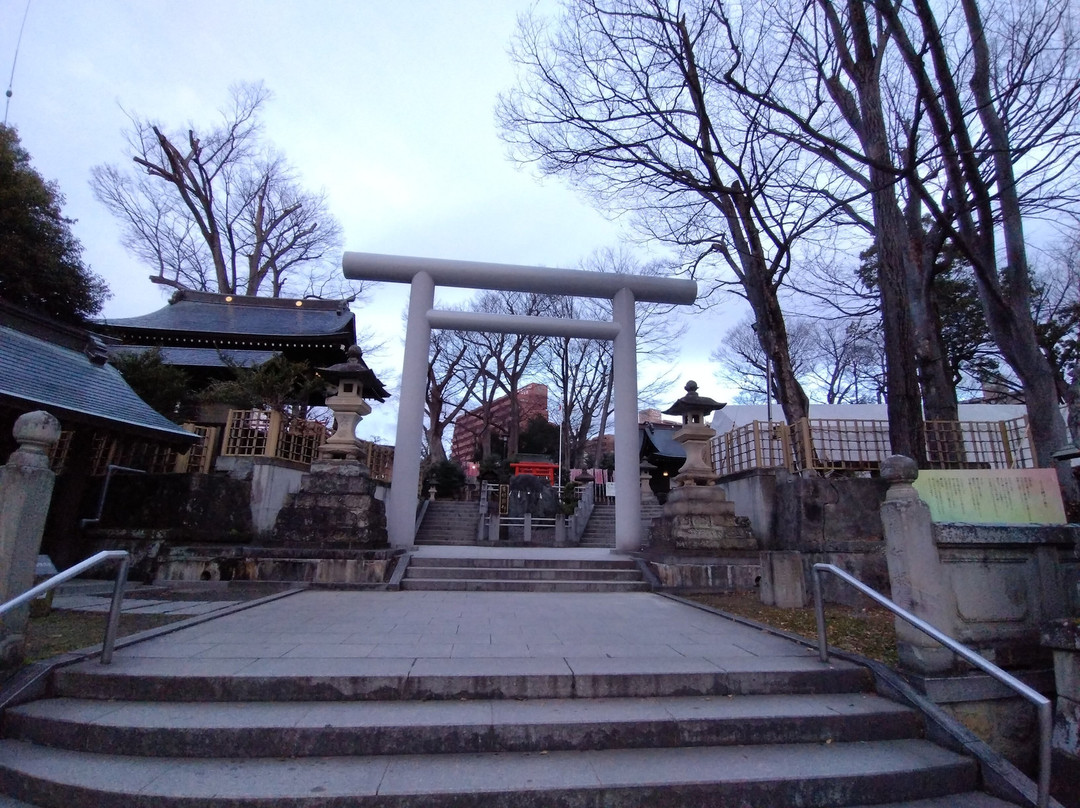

{"left": 642, "top": 383, "right": 758, "bottom": 592}
{"left": 272, "top": 347, "right": 389, "bottom": 549}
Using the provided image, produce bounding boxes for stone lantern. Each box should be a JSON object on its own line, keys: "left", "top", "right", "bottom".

{"left": 647, "top": 380, "right": 755, "bottom": 555}
{"left": 662, "top": 380, "right": 726, "bottom": 487}
{"left": 316, "top": 346, "right": 389, "bottom": 462}
{"left": 271, "top": 345, "right": 391, "bottom": 549}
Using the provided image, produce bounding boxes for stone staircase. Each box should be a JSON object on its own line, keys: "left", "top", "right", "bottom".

{"left": 401, "top": 555, "right": 650, "bottom": 592}
{"left": 0, "top": 636, "right": 1016, "bottom": 807}
{"left": 414, "top": 500, "right": 480, "bottom": 545}
{"left": 578, "top": 502, "right": 663, "bottom": 547}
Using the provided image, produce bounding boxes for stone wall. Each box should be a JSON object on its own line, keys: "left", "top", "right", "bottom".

{"left": 721, "top": 469, "right": 891, "bottom": 606}
{"left": 92, "top": 472, "right": 254, "bottom": 543}
{"left": 929, "top": 523, "right": 1077, "bottom": 668}
{"left": 155, "top": 545, "right": 402, "bottom": 586}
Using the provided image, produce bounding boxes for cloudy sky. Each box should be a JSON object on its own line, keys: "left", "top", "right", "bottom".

{"left": 2, "top": 0, "right": 740, "bottom": 441}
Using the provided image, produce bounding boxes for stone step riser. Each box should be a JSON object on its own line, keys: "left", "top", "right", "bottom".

{"left": 5, "top": 704, "right": 923, "bottom": 758}
{"left": 51, "top": 667, "right": 874, "bottom": 704}
{"left": 403, "top": 568, "right": 642, "bottom": 581}
{"left": 400, "top": 580, "right": 651, "bottom": 593}
{"left": 407, "top": 558, "right": 635, "bottom": 570}
{"left": 0, "top": 742, "right": 979, "bottom": 808}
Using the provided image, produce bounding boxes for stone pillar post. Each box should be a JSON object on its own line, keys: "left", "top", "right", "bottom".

{"left": 639, "top": 462, "right": 659, "bottom": 507}
{"left": 879, "top": 454, "right": 959, "bottom": 674}
{"left": 613, "top": 287, "right": 641, "bottom": 552}
{"left": 0, "top": 411, "right": 61, "bottom": 667}
{"left": 388, "top": 271, "right": 435, "bottom": 548}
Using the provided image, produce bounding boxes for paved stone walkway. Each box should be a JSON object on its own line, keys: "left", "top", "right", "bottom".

{"left": 51, "top": 593, "right": 242, "bottom": 616}
{"left": 103, "top": 589, "right": 821, "bottom": 666}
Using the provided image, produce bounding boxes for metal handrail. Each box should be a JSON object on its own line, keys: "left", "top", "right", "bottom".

{"left": 811, "top": 563, "right": 1052, "bottom": 808}
{"left": 0, "top": 550, "right": 131, "bottom": 665}
{"left": 80, "top": 464, "right": 146, "bottom": 529}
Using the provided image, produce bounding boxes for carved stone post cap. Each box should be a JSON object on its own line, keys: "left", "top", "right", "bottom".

{"left": 880, "top": 454, "right": 918, "bottom": 485}
{"left": 12, "top": 411, "right": 61, "bottom": 454}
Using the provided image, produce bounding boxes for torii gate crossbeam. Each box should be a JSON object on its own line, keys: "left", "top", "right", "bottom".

{"left": 342, "top": 252, "right": 697, "bottom": 553}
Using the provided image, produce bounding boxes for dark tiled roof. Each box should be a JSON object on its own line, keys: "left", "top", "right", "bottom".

{"left": 98, "top": 291, "right": 355, "bottom": 341}
{"left": 0, "top": 325, "right": 196, "bottom": 444}
{"left": 108, "top": 345, "right": 280, "bottom": 369}
{"left": 640, "top": 422, "right": 685, "bottom": 461}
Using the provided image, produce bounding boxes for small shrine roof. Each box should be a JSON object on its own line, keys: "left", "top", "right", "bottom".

{"left": 97, "top": 291, "right": 356, "bottom": 344}
{"left": 108, "top": 345, "right": 280, "bottom": 369}
{"left": 0, "top": 323, "right": 196, "bottom": 445}
{"left": 639, "top": 422, "right": 685, "bottom": 462}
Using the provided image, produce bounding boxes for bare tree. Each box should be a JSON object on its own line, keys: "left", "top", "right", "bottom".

{"left": 497, "top": 0, "right": 861, "bottom": 426}
{"left": 466, "top": 291, "right": 554, "bottom": 457}
{"left": 866, "top": 0, "right": 1080, "bottom": 499}
{"left": 714, "top": 315, "right": 885, "bottom": 406}
{"left": 424, "top": 323, "right": 490, "bottom": 462}
{"left": 91, "top": 82, "right": 346, "bottom": 299}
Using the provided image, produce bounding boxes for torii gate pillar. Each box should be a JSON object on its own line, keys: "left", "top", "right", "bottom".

{"left": 611, "top": 287, "right": 640, "bottom": 552}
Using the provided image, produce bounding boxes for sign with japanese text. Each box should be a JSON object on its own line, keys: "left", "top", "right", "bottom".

{"left": 913, "top": 469, "right": 1066, "bottom": 524}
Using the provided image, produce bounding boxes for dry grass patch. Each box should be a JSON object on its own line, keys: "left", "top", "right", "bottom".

{"left": 23, "top": 611, "right": 187, "bottom": 662}
{"left": 687, "top": 592, "right": 899, "bottom": 666}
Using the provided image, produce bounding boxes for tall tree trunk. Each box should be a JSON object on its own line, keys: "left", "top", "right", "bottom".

{"left": 958, "top": 0, "right": 1077, "bottom": 502}
{"left": 677, "top": 16, "right": 811, "bottom": 427}
{"left": 829, "top": 0, "right": 926, "bottom": 463}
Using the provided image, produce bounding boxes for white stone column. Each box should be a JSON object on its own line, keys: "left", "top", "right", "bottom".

{"left": 387, "top": 271, "right": 434, "bottom": 548}
{"left": 879, "top": 455, "right": 958, "bottom": 674}
{"left": 612, "top": 287, "right": 641, "bottom": 552}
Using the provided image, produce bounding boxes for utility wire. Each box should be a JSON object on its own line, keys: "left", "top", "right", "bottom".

{"left": 4, "top": 0, "right": 34, "bottom": 125}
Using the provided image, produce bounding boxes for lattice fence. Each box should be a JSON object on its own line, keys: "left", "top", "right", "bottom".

{"left": 222, "top": 409, "right": 327, "bottom": 465}
{"left": 711, "top": 415, "right": 1033, "bottom": 475}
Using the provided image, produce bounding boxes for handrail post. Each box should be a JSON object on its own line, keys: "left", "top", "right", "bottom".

{"left": 812, "top": 566, "right": 828, "bottom": 662}
{"left": 100, "top": 553, "right": 131, "bottom": 665}
{"left": 1036, "top": 700, "right": 1051, "bottom": 807}
{"left": 0, "top": 550, "right": 130, "bottom": 667}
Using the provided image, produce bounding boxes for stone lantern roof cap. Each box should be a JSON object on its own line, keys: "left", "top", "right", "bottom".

{"left": 317, "top": 345, "right": 390, "bottom": 402}
{"left": 662, "top": 380, "right": 726, "bottom": 417}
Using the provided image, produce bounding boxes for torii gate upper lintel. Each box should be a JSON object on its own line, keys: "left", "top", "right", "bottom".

{"left": 341, "top": 251, "right": 698, "bottom": 553}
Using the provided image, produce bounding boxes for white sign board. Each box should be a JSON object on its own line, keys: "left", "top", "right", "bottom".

{"left": 913, "top": 469, "right": 1066, "bottom": 524}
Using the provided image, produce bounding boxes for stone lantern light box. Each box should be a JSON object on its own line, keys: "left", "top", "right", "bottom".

{"left": 662, "top": 380, "right": 726, "bottom": 486}
{"left": 316, "top": 346, "right": 390, "bottom": 462}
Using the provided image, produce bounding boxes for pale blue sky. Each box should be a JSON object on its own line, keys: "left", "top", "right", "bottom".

{"left": 2, "top": 0, "right": 736, "bottom": 440}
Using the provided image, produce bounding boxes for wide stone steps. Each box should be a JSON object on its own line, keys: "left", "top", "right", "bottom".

{"left": 2, "top": 693, "right": 923, "bottom": 757}
{"left": 0, "top": 588, "right": 1022, "bottom": 808}
{"left": 0, "top": 738, "right": 980, "bottom": 808}
{"left": 414, "top": 502, "right": 480, "bottom": 545}
{"left": 40, "top": 654, "right": 876, "bottom": 702}
{"left": 405, "top": 566, "right": 643, "bottom": 581}
{"left": 401, "top": 556, "right": 649, "bottom": 593}
{"left": 577, "top": 504, "right": 662, "bottom": 548}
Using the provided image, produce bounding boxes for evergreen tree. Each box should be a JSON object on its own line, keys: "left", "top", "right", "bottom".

{"left": 0, "top": 125, "right": 109, "bottom": 322}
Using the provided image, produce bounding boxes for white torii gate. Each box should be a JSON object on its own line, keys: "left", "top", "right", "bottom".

{"left": 342, "top": 252, "right": 697, "bottom": 552}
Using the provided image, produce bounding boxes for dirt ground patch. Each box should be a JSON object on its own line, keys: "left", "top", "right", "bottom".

{"left": 686, "top": 592, "right": 899, "bottom": 666}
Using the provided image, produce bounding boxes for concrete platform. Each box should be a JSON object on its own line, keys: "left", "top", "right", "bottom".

{"left": 73, "top": 589, "right": 830, "bottom": 665}
{"left": 410, "top": 545, "right": 627, "bottom": 560}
